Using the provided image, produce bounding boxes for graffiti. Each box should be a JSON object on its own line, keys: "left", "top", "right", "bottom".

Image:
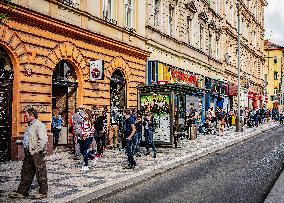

{"left": 22, "top": 104, "right": 48, "bottom": 113}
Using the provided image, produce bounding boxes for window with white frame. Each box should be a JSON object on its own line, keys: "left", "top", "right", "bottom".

{"left": 169, "top": 4, "right": 174, "bottom": 36}
{"left": 103, "top": 0, "right": 112, "bottom": 19}
{"left": 253, "top": 31, "right": 257, "bottom": 47}
{"left": 154, "top": 0, "right": 160, "bottom": 27}
{"left": 209, "top": 34, "right": 212, "bottom": 57}
{"left": 187, "top": 17, "right": 192, "bottom": 43}
{"left": 125, "top": 0, "right": 133, "bottom": 28}
{"left": 216, "top": 37, "right": 219, "bottom": 60}
{"left": 200, "top": 25, "right": 204, "bottom": 50}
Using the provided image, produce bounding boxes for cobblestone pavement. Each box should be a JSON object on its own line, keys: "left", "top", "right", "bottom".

{"left": 0, "top": 122, "right": 280, "bottom": 203}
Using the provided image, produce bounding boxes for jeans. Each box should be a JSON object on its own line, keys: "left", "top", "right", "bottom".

{"left": 94, "top": 130, "right": 104, "bottom": 155}
{"left": 144, "top": 129, "right": 156, "bottom": 153}
{"left": 79, "top": 137, "right": 93, "bottom": 166}
{"left": 53, "top": 129, "right": 60, "bottom": 149}
{"left": 125, "top": 138, "right": 135, "bottom": 166}
{"left": 132, "top": 131, "right": 142, "bottom": 155}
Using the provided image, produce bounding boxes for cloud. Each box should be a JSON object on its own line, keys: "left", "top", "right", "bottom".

{"left": 264, "top": 0, "right": 284, "bottom": 46}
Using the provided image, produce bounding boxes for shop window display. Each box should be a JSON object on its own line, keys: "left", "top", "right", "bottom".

{"left": 140, "top": 94, "right": 171, "bottom": 143}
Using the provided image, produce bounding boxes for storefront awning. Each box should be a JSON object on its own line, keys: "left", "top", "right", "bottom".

{"left": 138, "top": 83, "right": 209, "bottom": 95}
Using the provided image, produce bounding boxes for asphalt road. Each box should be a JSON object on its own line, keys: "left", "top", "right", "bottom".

{"left": 97, "top": 125, "right": 284, "bottom": 203}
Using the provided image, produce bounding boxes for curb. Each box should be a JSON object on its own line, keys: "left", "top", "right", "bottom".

{"left": 264, "top": 168, "right": 284, "bottom": 203}
{"left": 68, "top": 124, "right": 280, "bottom": 203}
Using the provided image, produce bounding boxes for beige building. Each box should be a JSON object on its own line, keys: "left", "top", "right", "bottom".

{"left": 145, "top": 0, "right": 267, "bottom": 111}
{"left": 223, "top": 0, "right": 267, "bottom": 109}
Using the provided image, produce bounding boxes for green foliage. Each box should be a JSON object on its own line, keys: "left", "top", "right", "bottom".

{"left": 0, "top": 0, "right": 15, "bottom": 24}
{"left": 0, "top": 13, "right": 9, "bottom": 23}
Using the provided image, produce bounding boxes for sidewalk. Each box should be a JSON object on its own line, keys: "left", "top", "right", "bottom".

{"left": 264, "top": 165, "right": 284, "bottom": 203}
{"left": 0, "top": 122, "right": 280, "bottom": 203}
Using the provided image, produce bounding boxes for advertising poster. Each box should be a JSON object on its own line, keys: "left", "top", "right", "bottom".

{"left": 140, "top": 94, "right": 171, "bottom": 143}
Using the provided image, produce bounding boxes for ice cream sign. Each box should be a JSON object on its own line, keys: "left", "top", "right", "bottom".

{"left": 90, "top": 60, "right": 104, "bottom": 80}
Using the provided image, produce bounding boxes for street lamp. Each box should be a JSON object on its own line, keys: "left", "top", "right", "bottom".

{"left": 236, "top": 1, "right": 243, "bottom": 132}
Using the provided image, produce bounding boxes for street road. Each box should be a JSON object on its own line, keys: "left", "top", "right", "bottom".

{"left": 97, "top": 126, "right": 284, "bottom": 203}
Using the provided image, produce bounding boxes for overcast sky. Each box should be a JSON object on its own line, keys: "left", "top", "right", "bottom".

{"left": 264, "top": 0, "right": 284, "bottom": 45}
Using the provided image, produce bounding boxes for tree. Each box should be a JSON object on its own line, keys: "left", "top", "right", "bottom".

{"left": 0, "top": 0, "right": 15, "bottom": 24}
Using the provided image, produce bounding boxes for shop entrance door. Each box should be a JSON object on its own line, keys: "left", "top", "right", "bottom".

{"left": 52, "top": 60, "right": 78, "bottom": 147}
{"left": 0, "top": 47, "right": 13, "bottom": 162}
{"left": 110, "top": 70, "right": 126, "bottom": 114}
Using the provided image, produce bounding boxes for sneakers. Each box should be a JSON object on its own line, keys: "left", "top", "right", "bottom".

{"left": 153, "top": 152, "right": 157, "bottom": 158}
{"left": 80, "top": 166, "right": 89, "bottom": 171}
{"left": 33, "top": 193, "right": 47, "bottom": 199}
{"left": 144, "top": 150, "right": 150, "bottom": 156}
{"left": 92, "top": 157, "right": 99, "bottom": 166}
{"left": 9, "top": 192, "right": 25, "bottom": 199}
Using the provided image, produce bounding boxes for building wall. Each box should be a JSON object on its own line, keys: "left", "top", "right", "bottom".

{"left": 0, "top": 1, "right": 148, "bottom": 160}
{"left": 264, "top": 47, "right": 284, "bottom": 110}
{"left": 223, "top": 0, "right": 266, "bottom": 90}
{"left": 146, "top": 0, "right": 224, "bottom": 81}
{"left": 146, "top": 0, "right": 266, "bottom": 110}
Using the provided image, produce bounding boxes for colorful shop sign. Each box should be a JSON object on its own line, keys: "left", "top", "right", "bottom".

{"left": 161, "top": 66, "right": 204, "bottom": 88}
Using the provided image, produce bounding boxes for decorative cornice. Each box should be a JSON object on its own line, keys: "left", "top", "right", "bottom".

{"left": 0, "top": 3, "right": 150, "bottom": 60}
{"left": 198, "top": 12, "right": 209, "bottom": 23}
{"left": 185, "top": 1, "right": 198, "bottom": 13}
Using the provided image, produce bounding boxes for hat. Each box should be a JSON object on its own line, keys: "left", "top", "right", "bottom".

{"left": 79, "top": 105, "right": 85, "bottom": 109}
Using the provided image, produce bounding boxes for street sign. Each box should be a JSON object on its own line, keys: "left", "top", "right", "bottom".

{"left": 90, "top": 60, "right": 104, "bottom": 81}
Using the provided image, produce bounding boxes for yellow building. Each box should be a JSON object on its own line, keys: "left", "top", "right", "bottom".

{"left": 264, "top": 40, "right": 284, "bottom": 110}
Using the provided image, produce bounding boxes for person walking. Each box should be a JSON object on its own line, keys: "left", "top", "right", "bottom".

{"left": 123, "top": 109, "right": 136, "bottom": 169}
{"left": 93, "top": 107, "right": 106, "bottom": 157}
{"left": 51, "top": 108, "right": 62, "bottom": 150}
{"left": 109, "top": 107, "right": 119, "bottom": 149}
{"left": 78, "top": 109, "right": 95, "bottom": 171}
{"left": 132, "top": 111, "right": 142, "bottom": 157}
{"left": 9, "top": 108, "right": 48, "bottom": 199}
{"left": 72, "top": 106, "right": 85, "bottom": 160}
{"left": 143, "top": 112, "right": 157, "bottom": 158}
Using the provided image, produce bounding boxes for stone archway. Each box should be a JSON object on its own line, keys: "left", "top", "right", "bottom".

{"left": 0, "top": 25, "right": 26, "bottom": 161}
{"left": 105, "top": 57, "right": 133, "bottom": 108}
{"left": 110, "top": 69, "right": 126, "bottom": 113}
{"left": 46, "top": 41, "right": 86, "bottom": 107}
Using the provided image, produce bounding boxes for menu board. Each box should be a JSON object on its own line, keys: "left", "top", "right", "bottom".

{"left": 140, "top": 94, "right": 171, "bottom": 143}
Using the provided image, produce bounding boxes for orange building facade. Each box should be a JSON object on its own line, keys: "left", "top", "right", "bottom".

{"left": 0, "top": 2, "right": 148, "bottom": 161}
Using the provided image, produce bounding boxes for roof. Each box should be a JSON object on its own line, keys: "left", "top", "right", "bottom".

{"left": 264, "top": 40, "right": 284, "bottom": 49}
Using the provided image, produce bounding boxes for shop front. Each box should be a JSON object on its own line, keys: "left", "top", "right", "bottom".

{"left": 52, "top": 60, "right": 78, "bottom": 147}
{"left": 248, "top": 92, "right": 262, "bottom": 109}
{"left": 205, "top": 77, "right": 229, "bottom": 112}
{"left": 139, "top": 83, "right": 205, "bottom": 146}
{"left": 141, "top": 61, "right": 206, "bottom": 145}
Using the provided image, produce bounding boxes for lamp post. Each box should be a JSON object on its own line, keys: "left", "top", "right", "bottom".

{"left": 236, "top": 1, "right": 243, "bottom": 132}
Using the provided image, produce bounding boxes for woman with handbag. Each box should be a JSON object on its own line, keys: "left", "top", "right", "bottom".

{"left": 78, "top": 109, "right": 95, "bottom": 171}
